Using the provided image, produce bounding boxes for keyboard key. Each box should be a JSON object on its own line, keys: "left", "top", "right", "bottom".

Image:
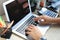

{"left": 16, "top": 16, "right": 36, "bottom": 35}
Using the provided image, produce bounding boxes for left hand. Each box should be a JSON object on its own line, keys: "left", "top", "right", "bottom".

{"left": 25, "top": 24, "right": 42, "bottom": 40}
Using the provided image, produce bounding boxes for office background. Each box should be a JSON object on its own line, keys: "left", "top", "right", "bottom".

{"left": 0, "top": 0, "right": 7, "bottom": 15}
{"left": 0, "top": 0, "right": 60, "bottom": 40}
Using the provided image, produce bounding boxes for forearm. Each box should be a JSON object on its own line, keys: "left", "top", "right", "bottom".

{"left": 51, "top": 18, "right": 60, "bottom": 24}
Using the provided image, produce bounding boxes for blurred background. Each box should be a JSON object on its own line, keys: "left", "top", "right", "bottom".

{"left": 0, "top": 0, "right": 7, "bottom": 15}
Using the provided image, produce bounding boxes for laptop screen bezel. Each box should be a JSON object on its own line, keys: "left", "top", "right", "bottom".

{"left": 3, "top": 0, "right": 15, "bottom": 22}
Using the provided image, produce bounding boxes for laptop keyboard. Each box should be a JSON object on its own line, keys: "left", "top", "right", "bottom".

{"left": 16, "top": 16, "right": 36, "bottom": 35}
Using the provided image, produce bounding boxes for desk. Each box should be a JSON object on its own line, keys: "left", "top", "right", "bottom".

{"left": 0, "top": 14, "right": 60, "bottom": 40}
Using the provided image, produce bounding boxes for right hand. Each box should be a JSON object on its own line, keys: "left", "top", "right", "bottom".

{"left": 25, "top": 24, "right": 42, "bottom": 40}
{"left": 33, "top": 15, "right": 54, "bottom": 25}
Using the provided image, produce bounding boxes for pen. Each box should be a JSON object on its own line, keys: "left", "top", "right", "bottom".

{"left": 1, "top": 20, "right": 14, "bottom": 35}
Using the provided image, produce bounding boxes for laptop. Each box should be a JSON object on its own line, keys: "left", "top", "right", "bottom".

{"left": 3, "top": 0, "right": 49, "bottom": 39}
{"left": 38, "top": 7, "right": 58, "bottom": 18}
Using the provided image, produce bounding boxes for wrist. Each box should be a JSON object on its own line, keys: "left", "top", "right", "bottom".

{"left": 40, "top": 36, "right": 47, "bottom": 40}
{"left": 34, "top": 36, "right": 42, "bottom": 40}
{"left": 52, "top": 18, "right": 60, "bottom": 24}
{"left": 34, "top": 36, "right": 41, "bottom": 40}
{"left": 51, "top": 18, "right": 59, "bottom": 24}
{"left": 35, "top": 36, "right": 47, "bottom": 40}
{"left": 49, "top": 18, "right": 55, "bottom": 24}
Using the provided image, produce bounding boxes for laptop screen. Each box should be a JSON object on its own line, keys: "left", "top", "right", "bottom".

{"left": 6, "top": 0, "right": 30, "bottom": 26}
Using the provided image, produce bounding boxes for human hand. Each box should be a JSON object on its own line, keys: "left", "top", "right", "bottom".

{"left": 25, "top": 24, "right": 42, "bottom": 40}
{"left": 33, "top": 15, "right": 54, "bottom": 25}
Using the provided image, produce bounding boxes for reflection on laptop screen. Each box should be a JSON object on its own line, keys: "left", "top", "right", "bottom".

{"left": 6, "top": 0, "right": 30, "bottom": 26}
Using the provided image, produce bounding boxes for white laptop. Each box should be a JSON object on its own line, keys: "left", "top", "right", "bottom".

{"left": 3, "top": 0, "right": 49, "bottom": 39}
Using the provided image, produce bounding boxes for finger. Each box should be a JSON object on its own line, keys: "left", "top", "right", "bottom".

{"left": 28, "top": 24, "right": 33, "bottom": 29}
{"left": 26, "top": 28, "right": 32, "bottom": 32}
{"left": 33, "top": 16, "right": 43, "bottom": 22}
{"left": 25, "top": 31, "right": 31, "bottom": 35}
{"left": 33, "top": 18, "right": 39, "bottom": 21}
{"left": 7, "top": 20, "right": 14, "bottom": 28}
{"left": 30, "top": 24, "right": 35, "bottom": 27}
{"left": 29, "top": 24, "right": 37, "bottom": 29}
